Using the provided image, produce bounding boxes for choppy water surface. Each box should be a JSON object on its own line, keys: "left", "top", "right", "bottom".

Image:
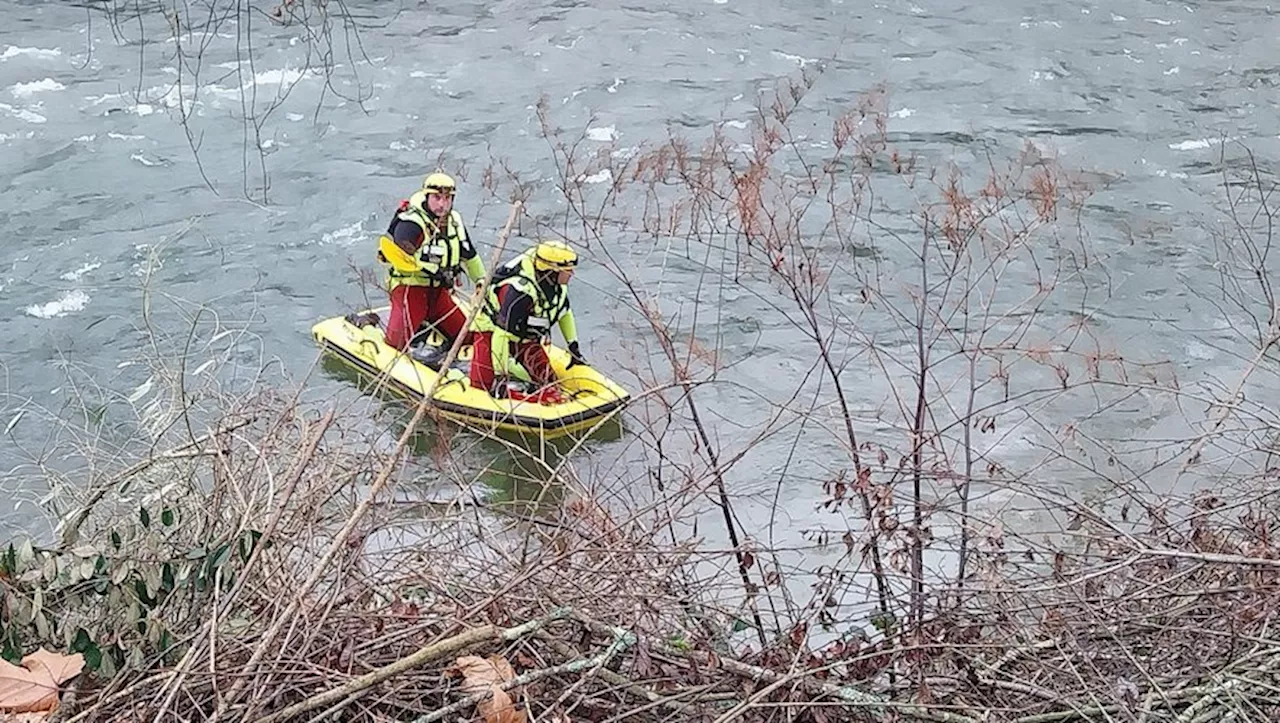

{"left": 2, "top": 0, "right": 1280, "bottom": 555}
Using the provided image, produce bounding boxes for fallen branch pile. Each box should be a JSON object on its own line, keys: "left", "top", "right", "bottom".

{"left": 2, "top": 385, "right": 1279, "bottom": 723}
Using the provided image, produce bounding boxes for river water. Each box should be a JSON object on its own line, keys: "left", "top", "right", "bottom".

{"left": 3, "top": 0, "right": 1280, "bottom": 579}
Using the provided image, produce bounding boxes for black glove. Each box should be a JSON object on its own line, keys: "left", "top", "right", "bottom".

{"left": 567, "top": 341, "right": 588, "bottom": 368}
{"left": 488, "top": 379, "right": 509, "bottom": 399}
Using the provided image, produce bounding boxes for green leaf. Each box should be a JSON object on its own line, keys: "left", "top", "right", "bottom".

{"left": 161, "top": 563, "right": 174, "bottom": 592}
{"left": 133, "top": 578, "right": 154, "bottom": 608}
{"left": 15, "top": 538, "right": 34, "bottom": 568}
{"left": 139, "top": 506, "right": 151, "bottom": 528}
{"left": 731, "top": 617, "right": 753, "bottom": 633}
{"left": 184, "top": 547, "right": 207, "bottom": 561}
{"left": 110, "top": 530, "right": 122, "bottom": 550}
{"left": 238, "top": 530, "right": 264, "bottom": 562}
{"left": 869, "top": 611, "right": 897, "bottom": 634}
{"left": 161, "top": 508, "right": 174, "bottom": 527}
{"left": 205, "top": 542, "right": 233, "bottom": 578}
{"left": 82, "top": 642, "right": 102, "bottom": 671}
{"left": 72, "top": 627, "right": 92, "bottom": 652}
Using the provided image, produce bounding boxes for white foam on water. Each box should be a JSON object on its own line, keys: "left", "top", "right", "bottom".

{"left": 320, "top": 220, "right": 366, "bottom": 247}
{"left": 1146, "top": 18, "right": 1175, "bottom": 25}
{"left": 73, "top": 134, "right": 95, "bottom": 142}
{"left": 24, "top": 290, "right": 90, "bottom": 319}
{"left": 587, "top": 125, "right": 616, "bottom": 141}
{"left": 59, "top": 262, "right": 101, "bottom": 282}
{"left": 1, "top": 46, "right": 61, "bottom": 61}
{"left": 889, "top": 108, "right": 916, "bottom": 118}
{"left": 0, "top": 103, "right": 47, "bottom": 123}
{"left": 1168, "top": 136, "right": 1235, "bottom": 151}
{"left": 200, "top": 67, "right": 312, "bottom": 99}
{"left": 772, "top": 50, "right": 817, "bottom": 66}
{"left": 10, "top": 78, "right": 65, "bottom": 97}
{"left": 130, "top": 152, "right": 166, "bottom": 167}
{"left": 1165, "top": 66, "right": 1180, "bottom": 75}
{"left": 107, "top": 132, "right": 145, "bottom": 140}
{"left": 286, "top": 112, "right": 304, "bottom": 121}
{"left": 1185, "top": 339, "right": 1216, "bottom": 361}
{"left": 253, "top": 68, "right": 307, "bottom": 86}
{"left": 611, "top": 146, "right": 638, "bottom": 159}
{"left": 576, "top": 169, "right": 613, "bottom": 185}
{"left": 83, "top": 92, "right": 124, "bottom": 106}
{"left": 725, "top": 119, "right": 748, "bottom": 129}
{"left": 606, "top": 77, "right": 623, "bottom": 93}
{"left": 163, "top": 31, "right": 234, "bottom": 45}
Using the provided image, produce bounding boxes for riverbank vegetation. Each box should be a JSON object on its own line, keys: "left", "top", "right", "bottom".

{"left": 6, "top": 12, "right": 1280, "bottom": 723}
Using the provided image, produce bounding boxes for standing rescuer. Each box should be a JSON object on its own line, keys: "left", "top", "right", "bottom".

{"left": 469, "top": 240, "right": 589, "bottom": 399}
{"left": 377, "top": 171, "right": 486, "bottom": 351}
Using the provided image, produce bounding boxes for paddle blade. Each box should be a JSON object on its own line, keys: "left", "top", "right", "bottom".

{"left": 379, "top": 235, "right": 420, "bottom": 273}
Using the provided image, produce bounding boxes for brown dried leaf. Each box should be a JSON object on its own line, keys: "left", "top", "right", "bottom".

{"left": 1, "top": 714, "right": 52, "bottom": 723}
{"left": 446, "top": 655, "right": 527, "bottom": 723}
{"left": 0, "top": 649, "right": 85, "bottom": 714}
{"left": 477, "top": 689, "right": 524, "bottom": 723}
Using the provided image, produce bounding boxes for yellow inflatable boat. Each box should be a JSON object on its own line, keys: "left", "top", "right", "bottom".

{"left": 311, "top": 304, "right": 631, "bottom": 439}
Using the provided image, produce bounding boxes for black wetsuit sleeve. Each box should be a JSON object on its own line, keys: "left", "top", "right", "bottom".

{"left": 495, "top": 287, "right": 535, "bottom": 337}
{"left": 456, "top": 218, "right": 477, "bottom": 260}
{"left": 391, "top": 219, "right": 424, "bottom": 253}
